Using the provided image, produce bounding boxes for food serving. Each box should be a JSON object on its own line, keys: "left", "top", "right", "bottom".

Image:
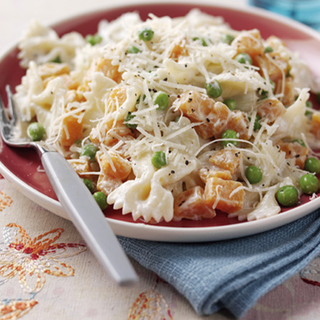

{"left": 13, "top": 9, "right": 320, "bottom": 224}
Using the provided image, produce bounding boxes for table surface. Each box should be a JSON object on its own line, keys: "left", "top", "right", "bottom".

{"left": 1, "top": 0, "right": 320, "bottom": 319}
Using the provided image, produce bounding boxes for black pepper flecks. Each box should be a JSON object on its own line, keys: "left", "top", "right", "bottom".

{"left": 178, "top": 200, "right": 185, "bottom": 207}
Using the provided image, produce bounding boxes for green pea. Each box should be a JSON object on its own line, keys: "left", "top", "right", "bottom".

{"left": 245, "top": 166, "right": 263, "bottom": 184}
{"left": 192, "top": 37, "right": 208, "bottom": 46}
{"left": 286, "top": 68, "right": 291, "bottom": 78}
{"left": 259, "top": 89, "right": 269, "bottom": 100}
{"left": 86, "top": 34, "right": 102, "bottom": 46}
{"left": 234, "top": 52, "right": 252, "bottom": 65}
{"left": 270, "top": 80, "right": 275, "bottom": 92}
{"left": 51, "top": 56, "right": 62, "bottom": 63}
{"left": 127, "top": 46, "right": 141, "bottom": 54}
{"left": 138, "top": 28, "right": 154, "bottom": 41}
{"left": 306, "top": 101, "right": 313, "bottom": 108}
{"left": 151, "top": 151, "right": 167, "bottom": 169}
{"left": 221, "top": 34, "right": 234, "bottom": 45}
{"left": 257, "top": 80, "right": 275, "bottom": 101}
{"left": 27, "top": 122, "right": 46, "bottom": 141}
{"left": 136, "top": 94, "right": 146, "bottom": 104}
{"left": 276, "top": 185, "right": 299, "bottom": 207}
{"left": 305, "top": 100, "right": 313, "bottom": 116}
{"left": 93, "top": 191, "right": 108, "bottom": 210}
{"left": 74, "top": 139, "right": 82, "bottom": 146}
{"left": 153, "top": 91, "right": 169, "bottom": 110}
{"left": 223, "top": 98, "right": 237, "bottom": 111}
{"left": 292, "top": 139, "right": 306, "bottom": 147}
{"left": 205, "top": 80, "right": 222, "bottom": 99}
{"left": 221, "top": 129, "right": 238, "bottom": 147}
{"left": 80, "top": 144, "right": 98, "bottom": 160}
{"left": 124, "top": 112, "right": 137, "bottom": 128}
{"left": 304, "top": 157, "right": 320, "bottom": 174}
{"left": 201, "top": 39, "right": 208, "bottom": 47}
{"left": 82, "top": 178, "right": 95, "bottom": 193}
{"left": 253, "top": 114, "right": 262, "bottom": 131}
{"left": 299, "top": 173, "right": 319, "bottom": 194}
{"left": 264, "top": 46, "right": 274, "bottom": 53}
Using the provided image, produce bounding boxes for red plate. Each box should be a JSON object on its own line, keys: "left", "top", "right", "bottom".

{"left": 1, "top": 3, "right": 320, "bottom": 241}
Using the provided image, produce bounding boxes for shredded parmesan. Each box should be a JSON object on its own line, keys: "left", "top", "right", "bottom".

{"left": 13, "top": 9, "right": 319, "bottom": 223}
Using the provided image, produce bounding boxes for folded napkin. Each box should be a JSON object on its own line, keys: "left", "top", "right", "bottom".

{"left": 119, "top": 209, "right": 320, "bottom": 318}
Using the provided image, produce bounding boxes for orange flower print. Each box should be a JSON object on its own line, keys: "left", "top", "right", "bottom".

{"left": 128, "top": 289, "right": 174, "bottom": 320}
{"left": 0, "top": 191, "right": 12, "bottom": 211}
{"left": 0, "top": 223, "right": 86, "bottom": 294}
{"left": 0, "top": 299, "right": 38, "bottom": 319}
{"left": 128, "top": 276, "right": 174, "bottom": 320}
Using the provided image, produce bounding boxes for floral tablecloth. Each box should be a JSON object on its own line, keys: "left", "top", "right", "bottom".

{"left": 1, "top": 173, "right": 320, "bottom": 320}
{"left": 2, "top": 0, "right": 320, "bottom": 319}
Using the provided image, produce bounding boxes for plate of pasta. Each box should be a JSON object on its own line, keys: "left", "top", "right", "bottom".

{"left": 1, "top": 2, "right": 320, "bottom": 242}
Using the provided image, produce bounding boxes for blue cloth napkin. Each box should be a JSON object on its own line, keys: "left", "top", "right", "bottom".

{"left": 119, "top": 209, "right": 320, "bottom": 318}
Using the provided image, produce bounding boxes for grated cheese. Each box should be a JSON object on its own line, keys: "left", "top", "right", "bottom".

{"left": 13, "top": 9, "right": 320, "bottom": 223}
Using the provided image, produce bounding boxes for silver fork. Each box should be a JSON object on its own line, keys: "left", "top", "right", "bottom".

{"left": 0, "top": 85, "right": 138, "bottom": 286}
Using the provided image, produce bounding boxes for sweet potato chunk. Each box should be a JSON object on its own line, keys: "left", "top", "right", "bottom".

{"left": 194, "top": 101, "right": 230, "bottom": 139}
{"left": 38, "top": 62, "right": 70, "bottom": 79}
{"left": 209, "top": 150, "right": 242, "bottom": 175}
{"left": 64, "top": 90, "right": 86, "bottom": 104}
{"left": 276, "top": 78, "right": 296, "bottom": 107}
{"left": 96, "top": 58, "right": 122, "bottom": 83}
{"left": 178, "top": 91, "right": 229, "bottom": 138}
{"left": 265, "top": 36, "right": 286, "bottom": 50}
{"left": 89, "top": 87, "right": 132, "bottom": 146}
{"left": 232, "top": 29, "right": 264, "bottom": 58}
{"left": 90, "top": 119, "right": 134, "bottom": 147}
{"left": 43, "top": 74, "right": 78, "bottom": 90}
{"left": 257, "top": 98, "right": 286, "bottom": 124}
{"left": 169, "top": 43, "right": 188, "bottom": 61}
{"left": 222, "top": 111, "right": 250, "bottom": 140}
{"left": 311, "top": 112, "right": 320, "bottom": 139}
{"left": 99, "top": 152, "right": 131, "bottom": 180}
{"left": 68, "top": 159, "right": 90, "bottom": 176}
{"left": 60, "top": 113, "right": 83, "bottom": 148}
{"left": 204, "top": 177, "right": 244, "bottom": 213}
{"left": 174, "top": 186, "right": 216, "bottom": 220}
{"left": 176, "top": 90, "right": 249, "bottom": 139}
{"left": 276, "top": 140, "right": 309, "bottom": 169}
{"left": 97, "top": 173, "right": 122, "bottom": 195}
{"left": 106, "top": 87, "right": 127, "bottom": 113}
{"left": 254, "top": 52, "right": 289, "bottom": 83}
{"left": 199, "top": 168, "right": 232, "bottom": 183}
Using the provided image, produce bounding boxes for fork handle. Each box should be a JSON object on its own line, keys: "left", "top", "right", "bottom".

{"left": 40, "top": 150, "right": 138, "bottom": 286}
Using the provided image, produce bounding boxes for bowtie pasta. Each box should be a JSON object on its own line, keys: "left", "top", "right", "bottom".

{"left": 14, "top": 9, "right": 320, "bottom": 223}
